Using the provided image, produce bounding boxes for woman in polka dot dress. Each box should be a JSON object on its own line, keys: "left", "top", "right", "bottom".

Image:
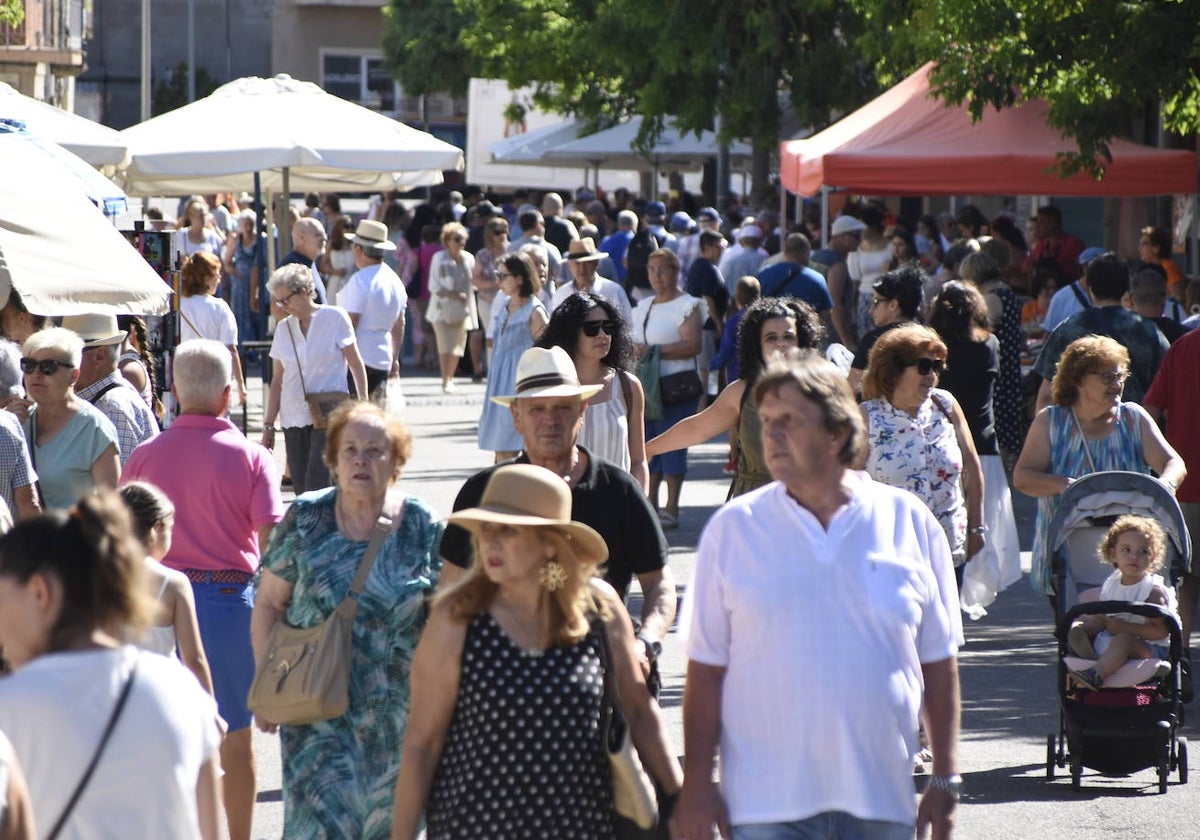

{"left": 391, "top": 464, "right": 682, "bottom": 840}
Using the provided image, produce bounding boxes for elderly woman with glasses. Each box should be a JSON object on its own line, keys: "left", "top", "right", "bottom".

{"left": 261, "top": 264, "right": 368, "bottom": 494}
{"left": 1015, "top": 335, "right": 1184, "bottom": 601}
{"left": 855, "top": 323, "right": 984, "bottom": 585}
{"left": 14, "top": 328, "right": 119, "bottom": 510}
{"left": 426, "top": 222, "right": 479, "bottom": 393}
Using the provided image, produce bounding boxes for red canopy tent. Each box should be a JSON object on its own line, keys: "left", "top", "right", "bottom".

{"left": 779, "top": 63, "right": 1197, "bottom": 198}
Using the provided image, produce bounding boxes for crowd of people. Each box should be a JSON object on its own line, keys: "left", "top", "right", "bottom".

{"left": 0, "top": 183, "right": 1194, "bottom": 839}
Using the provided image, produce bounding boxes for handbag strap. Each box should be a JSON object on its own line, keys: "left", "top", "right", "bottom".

{"left": 1070, "top": 408, "right": 1099, "bottom": 474}
{"left": 284, "top": 319, "right": 310, "bottom": 396}
{"left": 178, "top": 306, "right": 205, "bottom": 340}
{"left": 46, "top": 653, "right": 139, "bottom": 840}
{"left": 337, "top": 501, "right": 402, "bottom": 620}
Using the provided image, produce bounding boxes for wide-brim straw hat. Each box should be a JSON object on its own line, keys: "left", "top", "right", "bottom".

{"left": 566, "top": 236, "right": 604, "bottom": 263}
{"left": 61, "top": 313, "right": 126, "bottom": 346}
{"left": 490, "top": 346, "right": 604, "bottom": 406}
{"left": 448, "top": 464, "right": 608, "bottom": 563}
{"left": 348, "top": 219, "right": 396, "bottom": 250}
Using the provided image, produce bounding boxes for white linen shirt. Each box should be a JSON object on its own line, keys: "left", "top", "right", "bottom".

{"left": 549, "top": 274, "right": 633, "bottom": 325}
{"left": 336, "top": 262, "right": 407, "bottom": 370}
{"left": 269, "top": 306, "right": 357, "bottom": 429}
{"left": 685, "top": 473, "right": 962, "bottom": 827}
{"left": 179, "top": 294, "right": 237, "bottom": 345}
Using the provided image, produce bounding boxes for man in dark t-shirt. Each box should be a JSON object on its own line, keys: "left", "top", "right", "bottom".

{"left": 687, "top": 230, "right": 730, "bottom": 399}
{"left": 438, "top": 346, "right": 675, "bottom": 675}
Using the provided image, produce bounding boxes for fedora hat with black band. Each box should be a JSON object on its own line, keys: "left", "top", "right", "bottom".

{"left": 490, "top": 347, "right": 604, "bottom": 406}
{"left": 565, "top": 237, "right": 604, "bottom": 263}
{"left": 348, "top": 219, "right": 397, "bottom": 251}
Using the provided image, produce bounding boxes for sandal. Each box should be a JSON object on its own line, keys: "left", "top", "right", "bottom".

{"left": 658, "top": 511, "right": 679, "bottom": 529}
{"left": 912, "top": 747, "right": 933, "bottom": 775}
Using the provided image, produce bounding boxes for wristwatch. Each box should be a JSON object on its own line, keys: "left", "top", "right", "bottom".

{"left": 636, "top": 633, "right": 662, "bottom": 662}
{"left": 926, "top": 774, "right": 963, "bottom": 801}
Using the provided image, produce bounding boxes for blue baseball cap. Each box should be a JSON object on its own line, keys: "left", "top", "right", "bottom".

{"left": 645, "top": 201, "right": 667, "bottom": 219}
{"left": 1078, "top": 246, "right": 1106, "bottom": 266}
{"left": 669, "top": 211, "right": 694, "bottom": 232}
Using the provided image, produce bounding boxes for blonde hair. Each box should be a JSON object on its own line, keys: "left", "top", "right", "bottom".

{"left": 1098, "top": 515, "right": 1166, "bottom": 573}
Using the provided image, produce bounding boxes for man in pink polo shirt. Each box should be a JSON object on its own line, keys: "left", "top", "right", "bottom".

{"left": 123, "top": 339, "right": 283, "bottom": 840}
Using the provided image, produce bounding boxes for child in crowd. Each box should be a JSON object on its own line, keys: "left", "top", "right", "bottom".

{"left": 1068, "top": 515, "right": 1175, "bottom": 690}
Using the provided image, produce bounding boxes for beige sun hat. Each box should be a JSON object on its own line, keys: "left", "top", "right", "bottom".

{"left": 565, "top": 237, "right": 604, "bottom": 263}
{"left": 490, "top": 346, "right": 604, "bottom": 406}
{"left": 448, "top": 464, "right": 608, "bottom": 563}
{"left": 61, "top": 313, "right": 126, "bottom": 347}
{"left": 348, "top": 219, "right": 397, "bottom": 250}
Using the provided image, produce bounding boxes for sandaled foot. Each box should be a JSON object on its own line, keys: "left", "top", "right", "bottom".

{"left": 1070, "top": 667, "right": 1103, "bottom": 691}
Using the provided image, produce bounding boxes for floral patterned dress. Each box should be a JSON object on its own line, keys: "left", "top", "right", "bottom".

{"left": 863, "top": 388, "right": 967, "bottom": 563}
{"left": 260, "top": 488, "right": 443, "bottom": 839}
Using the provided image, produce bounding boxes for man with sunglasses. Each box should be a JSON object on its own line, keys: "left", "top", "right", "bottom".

{"left": 550, "top": 237, "right": 633, "bottom": 324}
{"left": 847, "top": 265, "right": 927, "bottom": 395}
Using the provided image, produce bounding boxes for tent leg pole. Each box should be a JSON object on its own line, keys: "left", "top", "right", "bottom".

{"left": 821, "top": 186, "right": 830, "bottom": 249}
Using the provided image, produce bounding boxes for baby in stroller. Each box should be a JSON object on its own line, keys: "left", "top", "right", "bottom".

{"left": 1067, "top": 515, "right": 1175, "bottom": 690}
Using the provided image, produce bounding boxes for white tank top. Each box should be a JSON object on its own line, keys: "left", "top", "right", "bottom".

{"left": 579, "top": 369, "right": 631, "bottom": 472}
{"left": 137, "top": 559, "right": 178, "bottom": 658}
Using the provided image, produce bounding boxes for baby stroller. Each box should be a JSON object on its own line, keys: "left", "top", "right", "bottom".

{"left": 1044, "top": 471, "right": 1190, "bottom": 793}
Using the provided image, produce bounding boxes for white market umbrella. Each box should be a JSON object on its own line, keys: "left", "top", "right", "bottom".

{"left": 489, "top": 120, "right": 586, "bottom": 164}
{"left": 0, "top": 140, "right": 170, "bottom": 315}
{"left": 0, "top": 83, "right": 127, "bottom": 166}
{"left": 545, "top": 116, "right": 751, "bottom": 172}
{"left": 117, "top": 74, "right": 464, "bottom": 196}
{"left": 0, "top": 126, "right": 128, "bottom": 216}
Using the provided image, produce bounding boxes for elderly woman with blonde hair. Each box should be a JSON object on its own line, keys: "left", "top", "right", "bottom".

{"left": 393, "top": 464, "right": 682, "bottom": 839}
{"left": 425, "top": 222, "right": 479, "bottom": 393}
{"left": 1015, "top": 334, "right": 1185, "bottom": 603}
{"left": 260, "top": 263, "right": 368, "bottom": 494}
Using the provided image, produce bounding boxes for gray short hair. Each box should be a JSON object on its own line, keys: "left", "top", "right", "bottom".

{"left": 172, "top": 340, "right": 231, "bottom": 410}
{"left": 23, "top": 327, "right": 83, "bottom": 369}
{"left": 360, "top": 243, "right": 387, "bottom": 261}
{"left": 0, "top": 339, "right": 23, "bottom": 398}
{"left": 266, "top": 264, "right": 316, "bottom": 299}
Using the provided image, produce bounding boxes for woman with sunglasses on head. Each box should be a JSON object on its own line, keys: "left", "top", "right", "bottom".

{"left": 476, "top": 253, "right": 548, "bottom": 462}
{"left": 15, "top": 328, "right": 119, "bottom": 510}
{"left": 855, "top": 323, "right": 985, "bottom": 588}
{"left": 536, "top": 292, "right": 648, "bottom": 493}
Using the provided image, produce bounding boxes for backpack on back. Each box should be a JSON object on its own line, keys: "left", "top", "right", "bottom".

{"left": 625, "top": 228, "right": 664, "bottom": 293}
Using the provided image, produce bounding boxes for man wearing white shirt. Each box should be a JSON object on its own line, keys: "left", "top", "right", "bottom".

{"left": 550, "top": 238, "right": 633, "bottom": 325}
{"left": 336, "top": 220, "right": 406, "bottom": 400}
{"left": 676, "top": 355, "right": 963, "bottom": 840}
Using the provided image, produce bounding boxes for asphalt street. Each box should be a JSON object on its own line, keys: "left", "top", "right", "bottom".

{"left": 239, "top": 367, "right": 1199, "bottom": 839}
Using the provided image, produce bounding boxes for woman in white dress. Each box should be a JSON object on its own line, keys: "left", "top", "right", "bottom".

{"left": 425, "top": 222, "right": 478, "bottom": 393}
{"left": 321, "top": 215, "right": 358, "bottom": 304}
{"left": 537, "top": 291, "right": 648, "bottom": 493}
{"left": 179, "top": 252, "right": 247, "bottom": 408}
{"left": 0, "top": 491, "right": 222, "bottom": 840}
{"left": 173, "top": 197, "right": 226, "bottom": 264}
{"left": 848, "top": 204, "right": 895, "bottom": 340}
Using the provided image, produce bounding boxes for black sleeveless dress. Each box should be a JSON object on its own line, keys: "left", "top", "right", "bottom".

{"left": 425, "top": 613, "right": 614, "bottom": 839}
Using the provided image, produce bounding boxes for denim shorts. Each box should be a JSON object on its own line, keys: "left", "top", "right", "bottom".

{"left": 191, "top": 579, "right": 257, "bottom": 732}
{"left": 734, "top": 811, "right": 914, "bottom": 840}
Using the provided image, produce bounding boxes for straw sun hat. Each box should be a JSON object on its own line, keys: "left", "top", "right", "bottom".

{"left": 448, "top": 464, "right": 608, "bottom": 564}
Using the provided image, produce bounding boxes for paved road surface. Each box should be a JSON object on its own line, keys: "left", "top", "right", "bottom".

{"left": 237, "top": 368, "right": 1197, "bottom": 839}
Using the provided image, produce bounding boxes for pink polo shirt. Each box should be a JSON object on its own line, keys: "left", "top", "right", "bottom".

{"left": 122, "top": 414, "right": 283, "bottom": 574}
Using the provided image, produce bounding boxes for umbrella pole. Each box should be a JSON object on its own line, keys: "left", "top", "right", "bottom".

{"left": 821, "top": 186, "right": 830, "bottom": 248}
{"left": 278, "top": 167, "right": 292, "bottom": 257}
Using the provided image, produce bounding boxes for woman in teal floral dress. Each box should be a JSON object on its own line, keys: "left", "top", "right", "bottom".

{"left": 253, "top": 401, "right": 442, "bottom": 839}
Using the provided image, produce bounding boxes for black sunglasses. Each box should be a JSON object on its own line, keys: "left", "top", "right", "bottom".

{"left": 903, "top": 357, "right": 945, "bottom": 376}
{"left": 20, "top": 357, "right": 73, "bottom": 376}
{"left": 581, "top": 319, "right": 618, "bottom": 337}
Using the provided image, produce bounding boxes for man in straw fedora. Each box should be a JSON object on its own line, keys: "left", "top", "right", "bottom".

{"left": 338, "top": 219, "right": 407, "bottom": 401}
{"left": 551, "top": 237, "right": 633, "bottom": 324}
{"left": 62, "top": 313, "right": 158, "bottom": 464}
{"left": 440, "top": 346, "right": 675, "bottom": 679}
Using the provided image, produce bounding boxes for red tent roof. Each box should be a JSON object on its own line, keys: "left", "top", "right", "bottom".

{"left": 780, "top": 63, "right": 1197, "bottom": 198}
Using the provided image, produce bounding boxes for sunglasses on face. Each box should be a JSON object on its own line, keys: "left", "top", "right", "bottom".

{"left": 20, "top": 358, "right": 73, "bottom": 376}
{"left": 903, "top": 357, "right": 945, "bottom": 376}
{"left": 581, "top": 319, "right": 618, "bottom": 337}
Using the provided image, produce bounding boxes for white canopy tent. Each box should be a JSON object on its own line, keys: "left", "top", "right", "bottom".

{"left": 544, "top": 117, "right": 752, "bottom": 173}
{"left": 0, "top": 128, "right": 128, "bottom": 217}
{"left": 0, "top": 83, "right": 128, "bottom": 167}
{"left": 0, "top": 138, "right": 170, "bottom": 315}
{"left": 117, "top": 74, "right": 464, "bottom": 196}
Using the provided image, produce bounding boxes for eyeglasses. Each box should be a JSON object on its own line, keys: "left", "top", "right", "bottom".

{"left": 495, "top": 271, "right": 514, "bottom": 279}
{"left": 581, "top": 320, "right": 618, "bottom": 337}
{"left": 20, "top": 357, "right": 73, "bottom": 376}
{"left": 274, "top": 289, "right": 300, "bottom": 306}
{"left": 1092, "top": 370, "right": 1129, "bottom": 386}
{"left": 871, "top": 296, "right": 890, "bottom": 307}
{"left": 903, "top": 357, "right": 945, "bottom": 376}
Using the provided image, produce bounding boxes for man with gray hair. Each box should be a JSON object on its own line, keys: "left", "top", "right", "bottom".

{"left": 122, "top": 339, "right": 283, "bottom": 840}
{"left": 600, "top": 208, "right": 638, "bottom": 285}
{"left": 279, "top": 216, "right": 330, "bottom": 304}
{"left": 63, "top": 313, "right": 158, "bottom": 465}
{"left": 541, "top": 191, "right": 579, "bottom": 256}
{"left": 0, "top": 339, "right": 38, "bottom": 519}
{"left": 338, "top": 219, "right": 407, "bottom": 400}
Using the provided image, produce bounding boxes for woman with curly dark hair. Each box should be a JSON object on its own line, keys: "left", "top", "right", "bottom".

{"left": 645, "top": 297, "right": 823, "bottom": 498}
{"left": 535, "top": 292, "right": 647, "bottom": 492}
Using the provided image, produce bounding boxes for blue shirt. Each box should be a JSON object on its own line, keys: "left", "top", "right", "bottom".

{"left": 599, "top": 230, "right": 634, "bottom": 282}
{"left": 755, "top": 262, "right": 833, "bottom": 312}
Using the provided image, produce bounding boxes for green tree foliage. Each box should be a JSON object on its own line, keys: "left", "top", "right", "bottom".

{"left": 0, "top": 0, "right": 22, "bottom": 28}
{"left": 855, "top": 0, "right": 1200, "bottom": 175}
{"left": 152, "top": 63, "right": 219, "bottom": 116}
{"left": 380, "top": 0, "right": 876, "bottom": 200}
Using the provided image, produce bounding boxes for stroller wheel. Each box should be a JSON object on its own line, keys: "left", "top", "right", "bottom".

{"left": 1159, "top": 762, "right": 1170, "bottom": 794}
{"left": 1179, "top": 738, "right": 1189, "bottom": 785}
{"left": 1070, "top": 761, "right": 1082, "bottom": 791}
{"left": 1045, "top": 734, "right": 1056, "bottom": 779}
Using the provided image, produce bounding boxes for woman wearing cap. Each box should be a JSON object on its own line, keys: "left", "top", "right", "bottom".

{"left": 632, "top": 249, "right": 703, "bottom": 528}
{"left": 536, "top": 292, "right": 648, "bottom": 492}
{"left": 855, "top": 324, "right": 985, "bottom": 585}
{"left": 260, "top": 264, "right": 369, "bottom": 495}
{"left": 179, "top": 251, "right": 248, "bottom": 408}
{"left": 16, "top": 327, "right": 119, "bottom": 510}
{"left": 253, "top": 401, "right": 442, "bottom": 838}
{"left": 392, "top": 464, "right": 682, "bottom": 839}
{"left": 476, "top": 253, "right": 548, "bottom": 462}
{"left": 646, "top": 297, "right": 823, "bottom": 499}
{"left": 425, "top": 222, "right": 479, "bottom": 393}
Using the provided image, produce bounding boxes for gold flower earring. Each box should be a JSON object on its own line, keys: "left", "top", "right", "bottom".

{"left": 539, "top": 559, "right": 567, "bottom": 592}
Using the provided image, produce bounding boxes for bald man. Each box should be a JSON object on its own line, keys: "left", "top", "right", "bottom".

{"left": 279, "top": 217, "right": 329, "bottom": 303}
